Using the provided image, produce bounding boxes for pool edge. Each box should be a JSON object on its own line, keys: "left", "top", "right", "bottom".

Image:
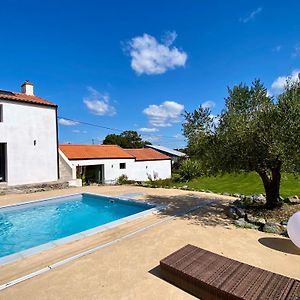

{"left": 0, "top": 192, "right": 162, "bottom": 266}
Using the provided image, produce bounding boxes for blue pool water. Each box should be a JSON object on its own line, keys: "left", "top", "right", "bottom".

{"left": 0, "top": 193, "right": 154, "bottom": 258}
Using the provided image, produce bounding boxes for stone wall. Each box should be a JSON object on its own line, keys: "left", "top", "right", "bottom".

{"left": 0, "top": 181, "right": 69, "bottom": 196}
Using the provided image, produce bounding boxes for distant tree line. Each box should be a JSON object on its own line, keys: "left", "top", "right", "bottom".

{"left": 103, "top": 130, "right": 151, "bottom": 148}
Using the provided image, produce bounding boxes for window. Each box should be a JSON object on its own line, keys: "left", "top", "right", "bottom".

{"left": 0, "top": 104, "right": 3, "bottom": 122}
{"left": 120, "top": 163, "right": 126, "bottom": 169}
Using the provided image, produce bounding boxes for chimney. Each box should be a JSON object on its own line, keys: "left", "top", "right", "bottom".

{"left": 21, "top": 80, "right": 34, "bottom": 95}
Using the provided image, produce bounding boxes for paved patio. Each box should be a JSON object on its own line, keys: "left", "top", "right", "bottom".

{"left": 0, "top": 185, "right": 299, "bottom": 299}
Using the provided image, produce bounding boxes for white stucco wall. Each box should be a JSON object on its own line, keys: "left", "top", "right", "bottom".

{"left": 69, "top": 158, "right": 171, "bottom": 183}
{"left": 126, "top": 160, "right": 172, "bottom": 181}
{"left": 0, "top": 100, "right": 58, "bottom": 186}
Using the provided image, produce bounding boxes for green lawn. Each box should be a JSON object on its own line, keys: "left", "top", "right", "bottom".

{"left": 154, "top": 172, "right": 300, "bottom": 197}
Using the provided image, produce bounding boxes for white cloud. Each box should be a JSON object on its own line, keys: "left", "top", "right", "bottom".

{"left": 83, "top": 87, "right": 116, "bottom": 116}
{"left": 72, "top": 129, "right": 87, "bottom": 134}
{"left": 201, "top": 101, "right": 216, "bottom": 109}
{"left": 161, "top": 31, "right": 177, "bottom": 46}
{"left": 271, "top": 70, "right": 300, "bottom": 93}
{"left": 240, "top": 7, "right": 262, "bottom": 23}
{"left": 143, "top": 101, "right": 184, "bottom": 127}
{"left": 139, "top": 127, "right": 159, "bottom": 133}
{"left": 173, "top": 133, "right": 185, "bottom": 140}
{"left": 58, "top": 118, "right": 79, "bottom": 126}
{"left": 145, "top": 135, "right": 161, "bottom": 143}
{"left": 126, "top": 32, "right": 187, "bottom": 75}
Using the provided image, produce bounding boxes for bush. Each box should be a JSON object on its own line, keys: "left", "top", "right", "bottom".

{"left": 80, "top": 174, "right": 86, "bottom": 186}
{"left": 117, "top": 174, "right": 129, "bottom": 185}
{"left": 146, "top": 178, "right": 173, "bottom": 188}
{"left": 178, "top": 159, "right": 203, "bottom": 181}
{"left": 116, "top": 175, "right": 136, "bottom": 185}
{"left": 171, "top": 173, "right": 182, "bottom": 182}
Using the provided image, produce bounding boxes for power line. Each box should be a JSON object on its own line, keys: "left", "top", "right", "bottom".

{"left": 58, "top": 116, "right": 185, "bottom": 140}
{"left": 58, "top": 116, "right": 123, "bottom": 133}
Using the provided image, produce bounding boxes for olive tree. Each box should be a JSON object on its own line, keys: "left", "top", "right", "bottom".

{"left": 183, "top": 79, "right": 300, "bottom": 208}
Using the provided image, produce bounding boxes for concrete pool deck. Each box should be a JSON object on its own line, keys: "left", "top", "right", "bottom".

{"left": 0, "top": 185, "right": 300, "bottom": 299}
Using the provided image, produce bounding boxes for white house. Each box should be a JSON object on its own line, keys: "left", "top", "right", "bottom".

{"left": 59, "top": 144, "right": 171, "bottom": 184}
{"left": 0, "top": 81, "right": 59, "bottom": 186}
{"left": 145, "top": 144, "right": 187, "bottom": 165}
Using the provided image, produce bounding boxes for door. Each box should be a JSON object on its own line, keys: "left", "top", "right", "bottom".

{"left": 98, "top": 165, "right": 104, "bottom": 184}
{"left": 85, "top": 165, "right": 104, "bottom": 184}
{"left": 0, "top": 143, "right": 6, "bottom": 182}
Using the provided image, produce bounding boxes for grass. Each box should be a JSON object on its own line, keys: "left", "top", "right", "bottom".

{"left": 149, "top": 172, "right": 300, "bottom": 198}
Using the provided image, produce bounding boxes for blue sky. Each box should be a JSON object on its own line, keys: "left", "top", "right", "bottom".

{"left": 1, "top": 0, "right": 300, "bottom": 148}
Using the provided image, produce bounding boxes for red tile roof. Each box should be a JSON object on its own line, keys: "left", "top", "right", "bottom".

{"left": 59, "top": 144, "right": 171, "bottom": 161}
{"left": 124, "top": 148, "right": 170, "bottom": 161}
{"left": 0, "top": 90, "right": 56, "bottom": 107}
{"left": 59, "top": 144, "right": 135, "bottom": 160}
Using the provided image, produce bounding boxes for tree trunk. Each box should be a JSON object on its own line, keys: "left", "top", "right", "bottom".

{"left": 257, "top": 167, "right": 281, "bottom": 209}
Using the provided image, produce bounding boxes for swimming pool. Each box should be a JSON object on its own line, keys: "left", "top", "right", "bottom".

{"left": 0, "top": 193, "right": 155, "bottom": 261}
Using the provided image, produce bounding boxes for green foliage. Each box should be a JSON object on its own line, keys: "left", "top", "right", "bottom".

{"left": 103, "top": 130, "right": 151, "bottom": 148}
{"left": 183, "top": 78, "right": 300, "bottom": 208}
{"left": 142, "top": 173, "right": 181, "bottom": 188}
{"left": 145, "top": 172, "right": 300, "bottom": 198}
{"left": 178, "top": 173, "right": 299, "bottom": 197}
{"left": 171, "top": 157, "right": 187, "bottom": 171}
{"left": 171, "top": 173, "right": 182, "bottom": 182}
{"left": 81, "top": 174, "right": 87, "bottom": 186}
{"left": 276, "top": 80, "right": 300, "bottom": 172}
{"left": 116, "top": 174, "right": 130, "bottom": 185}
{"left": 183, "top": 106, "right": 215, "bottom": 161}
{"left": 178, "top": 159, "right": 203, "bottom": 181}
{"left": 146, "top": 178, "right": 174, "bottom": 187}
{"left": 182, "top": 172, "right": 265, "bottom": 195}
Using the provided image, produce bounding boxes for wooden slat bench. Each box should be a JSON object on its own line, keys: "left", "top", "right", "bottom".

{"left": 160, "top": 244, "right": 300, "bottom": 300}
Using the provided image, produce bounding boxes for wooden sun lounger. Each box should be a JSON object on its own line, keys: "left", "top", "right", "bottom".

{"left": 160, "top": 244, "right": 300, "bottom": 300}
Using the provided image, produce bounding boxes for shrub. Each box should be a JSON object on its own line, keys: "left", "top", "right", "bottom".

{"left": 178, "top": 159, "right": 203, "bottom": 181}
{"left": 117, "top": 174, "right": 129, "bottom": 185}
{"left": 147, "top": 178, "right": 173, "bottom": 187}
{"left": 171, "top": 173, "right": 181, "bottom": 182}
{"left": 81, "top": 174, "right": 87, "bottom": 186}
